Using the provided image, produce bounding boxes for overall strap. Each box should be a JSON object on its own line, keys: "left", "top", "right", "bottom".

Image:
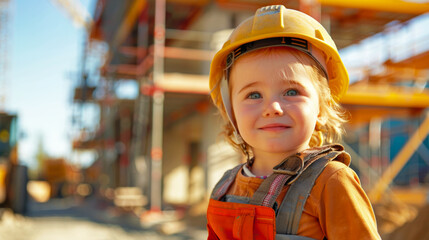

{"left": 249, "top": 145, "right": 336, "bottom": 207}
{"left": 275, "top": 150, "right": 347, "bottom": 235}
{"left": 210, "top": 163, "right": 245, "bottom": 200}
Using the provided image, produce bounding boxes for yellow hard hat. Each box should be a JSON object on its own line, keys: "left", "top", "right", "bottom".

{"left": 209, "top": 5, "right": 349, "bottom": 111}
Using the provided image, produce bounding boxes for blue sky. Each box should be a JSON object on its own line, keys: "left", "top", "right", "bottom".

{"left": 8, "top": 0, "right": 93, "bottom": 167}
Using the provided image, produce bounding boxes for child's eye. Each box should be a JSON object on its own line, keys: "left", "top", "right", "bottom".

{"left": 247, "top": 92, "right": 262, "bottom": 99}
{"left": 284, "top": 89, "right": 298, "bottom": 96}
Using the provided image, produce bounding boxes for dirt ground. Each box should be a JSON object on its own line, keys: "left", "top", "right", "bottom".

{"left": 0, "top": 197, "right": 207, "bottom": 240}
{"left": 2, "top": 194, "right": 428, "bottom": 239}
{"left": 373, "top": 197, "right": 429, "bottom": 240}
{"left": 381, "top": 204, "right": 429, "bottom": 240}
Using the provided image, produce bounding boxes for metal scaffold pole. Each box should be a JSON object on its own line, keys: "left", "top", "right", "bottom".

{"left": 151, "top": 0, "right": 165, "bottom": 211}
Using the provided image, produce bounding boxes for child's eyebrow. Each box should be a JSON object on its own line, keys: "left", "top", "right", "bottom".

{"left": 282, "top": 80, "right": 305, "bottom": 88}
{"left": 236, "top": 81, "right": 260, "bottom": 94}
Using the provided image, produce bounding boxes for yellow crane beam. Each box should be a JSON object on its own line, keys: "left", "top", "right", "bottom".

{"left": 319, "top": 0, "right": 429, "bottom": 14}
{"left": 341, "top": 85, "right": 429, "bottom": 109}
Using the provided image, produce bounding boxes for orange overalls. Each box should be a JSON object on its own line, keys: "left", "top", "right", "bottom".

{"left": 207, "top": 145, "right": 350, "bottom": 240}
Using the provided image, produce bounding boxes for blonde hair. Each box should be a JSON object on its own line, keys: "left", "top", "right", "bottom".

{"left": 214, "top": 47, "right": 348, "bottom": 154}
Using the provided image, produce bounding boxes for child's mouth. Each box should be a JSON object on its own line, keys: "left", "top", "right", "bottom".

{"left": 259, "top": 123, "right": 290, "bottom": 131}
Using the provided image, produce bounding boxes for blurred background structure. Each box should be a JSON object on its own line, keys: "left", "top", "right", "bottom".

{"left": 1, "top": 0, "right": 429, "bottom": 239}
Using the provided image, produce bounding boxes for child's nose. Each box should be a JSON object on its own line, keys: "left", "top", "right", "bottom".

{"left": 263, "top": 102, "right": 284, "bottom": 117}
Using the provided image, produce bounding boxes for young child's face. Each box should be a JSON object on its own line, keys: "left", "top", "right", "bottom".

{"left": 229, "top": 49, "right": 321, "bottom": 158}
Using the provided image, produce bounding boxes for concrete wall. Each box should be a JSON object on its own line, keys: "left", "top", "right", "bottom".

{"left": 162, "top": 106, "right": 241, "bottom": 205}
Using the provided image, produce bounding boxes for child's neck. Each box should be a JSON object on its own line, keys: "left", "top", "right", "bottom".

{"left": 250, "top": 147, "right": 308, "bottom": 176}
{"left": 250, "top": 154, "right": 286, "bottom": 176}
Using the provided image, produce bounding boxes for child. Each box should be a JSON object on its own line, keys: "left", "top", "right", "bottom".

{"left": 206, "top": 5, "right": 381, "bottom": 240}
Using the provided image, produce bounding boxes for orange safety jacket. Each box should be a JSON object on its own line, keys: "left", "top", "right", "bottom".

{"left": 207, "top": 144, "right": 350, "bottom": 240}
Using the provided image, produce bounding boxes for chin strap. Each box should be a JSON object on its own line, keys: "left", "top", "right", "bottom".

{"left": 220, "top": 74, "right": 251, "bottom": 161}
{"left": 220, "top": 73, "right": 242, "bottom": 144}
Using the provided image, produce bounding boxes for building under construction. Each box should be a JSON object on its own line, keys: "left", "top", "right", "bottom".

{"left": 71, "top": 0, "right": 429, "bottom": 238}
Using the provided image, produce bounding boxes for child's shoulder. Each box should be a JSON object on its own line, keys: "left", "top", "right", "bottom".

{"left": 322, "top": 160, "right": 351, "bottom": 177}
{"left": 316, "top": 156, "right": 359, "bottom": 190}
{"left": 306, "top": 160, "right": 360, "bottom": 206}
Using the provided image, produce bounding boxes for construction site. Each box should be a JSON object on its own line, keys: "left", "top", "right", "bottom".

{"left": 1, "top": 0, "right": 429, "bottom": 239}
